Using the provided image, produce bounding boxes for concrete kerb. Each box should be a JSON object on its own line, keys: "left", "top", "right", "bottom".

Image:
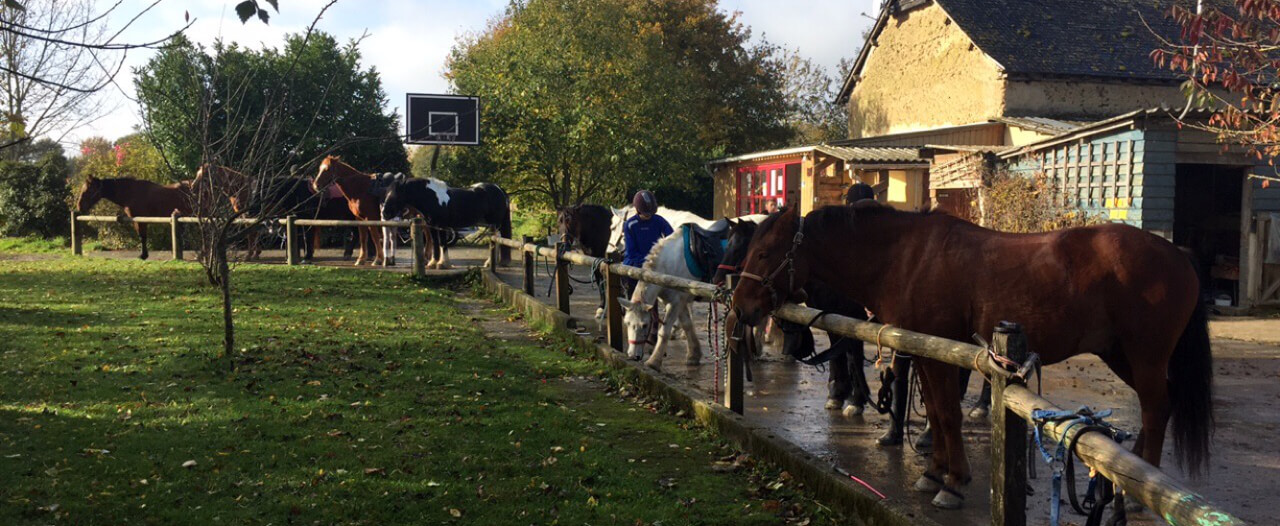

{"left": 480, "top": 270, "right": 935, "bottom": 526}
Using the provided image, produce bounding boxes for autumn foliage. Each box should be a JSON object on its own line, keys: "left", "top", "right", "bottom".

{"left": 1153, "top": 0, "right": 1280, "bottom": 161}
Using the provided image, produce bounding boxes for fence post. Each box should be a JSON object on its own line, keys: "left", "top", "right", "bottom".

{"left": 724, "top": 275, "right": 744, "bottom": 414}
{"left": 411, "top": 219, "right": 426, "bottom": 278}
{"left": 604, "top": 259, "right": 624, "bottom": 351}
{"left": 170, "top": 213, "right": 183, "bottom": 261}
{"left": 285, "top": 215, "right": 299, "bottom": 266}
{"left": 991, "top": 321, "right": 1028, "bottom": 526}
{"left": 554, "top": 241, "right": 571, "bottom": 315}
{"left": 522, "top": 235, "right": 535, "bottom": 295}
{"left": 488, "top": 235, "right": 499, "bottom": 273}
{"left": 70, "top": 211, "right": 82, "bottom": 256}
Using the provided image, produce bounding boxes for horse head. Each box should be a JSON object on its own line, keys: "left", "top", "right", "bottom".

{"left": 313, "top": 155, "right": 355, "bottom": 194}
{"left": 712, "top": 218, "right": 758, "bottom": 286}
{"left": 730, "top": 205, "right": 810, "bottom": 327}
{"left": 380, "top": 179, "right": 411, "bottom": 221}
{"left": 75, "top": 175, "right": 103, "bottom": 213}
{"left": 557, "top": 205, "right": 580, "bottom": 246}
{"left": 617, "top": 295, "right": 658, "bottom": 360}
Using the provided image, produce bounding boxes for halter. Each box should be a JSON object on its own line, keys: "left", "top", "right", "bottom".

{"left": 627, "top": 301, "right": 662, "bottom": 347}
{"left": 738, "top": 215, "right": 805, "bottom": 312}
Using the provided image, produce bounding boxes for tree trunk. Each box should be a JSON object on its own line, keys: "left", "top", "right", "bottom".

{"left": 215, "top": 240, "right": 235, "bottom": 371}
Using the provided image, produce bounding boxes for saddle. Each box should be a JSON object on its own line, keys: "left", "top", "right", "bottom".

{"left": 682, "top": 221, "right": 730, "bottom": 282}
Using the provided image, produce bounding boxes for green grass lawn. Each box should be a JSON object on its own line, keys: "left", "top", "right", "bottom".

{"left": 0, "top": 254, "right": 839, "bottom": 525}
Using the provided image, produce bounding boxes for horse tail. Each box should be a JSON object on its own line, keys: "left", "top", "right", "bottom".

{"left": 1168, "top": 281, "right": 1214, "bottom": 478}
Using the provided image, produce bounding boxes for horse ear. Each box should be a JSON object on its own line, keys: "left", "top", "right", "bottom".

{"left": 617, "top": 297, "right": 636, "bottom": 310}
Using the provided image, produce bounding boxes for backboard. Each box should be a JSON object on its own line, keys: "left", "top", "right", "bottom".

{"left": 405, "top": 94, "right": 480, "bottom": 145}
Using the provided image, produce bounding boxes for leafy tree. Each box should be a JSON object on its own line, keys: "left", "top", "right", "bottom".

{"left": 781, "top": 52, "right": 849, "bottom": 144}
{"left": 445, "top": 0, "right": 791, "bottom": 214}
{"left": 0, "top": 146, "right": 68, "bottom": 237}
{"left": 134, "top": 31, "right": 407, "bottom": 178}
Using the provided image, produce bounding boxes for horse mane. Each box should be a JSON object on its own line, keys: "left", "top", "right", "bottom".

{"left": 642, "top": 230, "right": 679, "bottom": 270}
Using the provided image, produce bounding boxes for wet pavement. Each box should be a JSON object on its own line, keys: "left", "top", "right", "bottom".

{"left": 83, "top": 244, "right": 1274, "bottom": 524}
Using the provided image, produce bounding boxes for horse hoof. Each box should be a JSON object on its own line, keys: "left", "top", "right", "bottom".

{"left": 843, "top": 404, "right": 865, "bottom": 418}
{"left": 968, "top": 405, "right": 990, "bottom": 420}
{"left": 595, "top": 308, "right": 605, "bottom": 320}
{"left": 644, "top": 360, "right": 662, "bottom": 370}
{"left": 931, "top": 488, "right": 965, "bottom": 509}
{"left": 877, "top": 430, "right": 903, "bottom": 446}
{"left": 824, "top": 399, "right": 843, "bottom": 411}
{"left": 913, "top": 474, "right": 942, "bottom": 493}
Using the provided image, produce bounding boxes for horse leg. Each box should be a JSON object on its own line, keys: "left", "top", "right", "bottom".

{"left": 354, "top": 227, "right": 368, "bottom": 265}
{"left": 427, "top": 230, "right": 441, "bottom": 269}
{"left": 302, "top": 226, "right": 316, "bottom": 263}
{"left": 369, "top": 225, "right": 385, "bottom": 266}
{"left": 827, "top": 338, "right": 853, "bottom": 411}
{"left": 136, "top": 222, "right": 149, "bottom": 260}
{"left": 847, "top": 341, "right": 873, "bottom": 417}
{"left": 930, "top": 362, "right": 971, "bottom": 508}
{"left": 912, "top": 360, "right": 948, "bottom": 493}
{"left": 644, "top": 302, "right": 677, "bottom": 370}
{"left": 678, "top": 301, "right": 701, "bottom": 365}
{"left": 437, "top": 243, "right": 453, "bottom": 267}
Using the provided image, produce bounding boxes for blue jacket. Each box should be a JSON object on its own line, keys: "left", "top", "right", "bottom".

{"left": 622, "top": 214, "right": 673, "bottom": 267}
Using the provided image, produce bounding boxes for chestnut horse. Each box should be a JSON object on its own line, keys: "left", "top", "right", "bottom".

{"left": 313, "top": 156, "right": 386, "bottom": 266}
{"left": 75, "top": 175, "right": 192, "bottom": 260}
{"left": 730, "top": 203, "right": 1213, "bottom": 509}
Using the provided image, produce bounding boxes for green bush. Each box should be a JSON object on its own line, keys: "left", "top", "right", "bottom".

{"left": 0, "top": 151, "right": 71, "bottom": 238}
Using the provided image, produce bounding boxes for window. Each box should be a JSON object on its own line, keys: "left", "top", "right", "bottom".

{"left": 736, "top": 163, "right": 789, "bottom": 215}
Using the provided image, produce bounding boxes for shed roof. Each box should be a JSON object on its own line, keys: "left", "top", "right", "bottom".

{"left": 814, "top": 145, "right": 924, "bottom": 163}
{"left": 838, "top": 0, "right": 1207, "bottom": 104}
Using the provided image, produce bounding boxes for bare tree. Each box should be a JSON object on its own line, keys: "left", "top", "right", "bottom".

{"left": 780, "top": 50, "right": 847, "bottom": 144}
{"left": 0, "top": 0, "right": 196, "bottom": 153}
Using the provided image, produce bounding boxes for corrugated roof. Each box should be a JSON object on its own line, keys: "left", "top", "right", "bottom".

{"left": 997, "top": 106, "right": 1219, "bottom": 159}
{"left": 925, "top": 144, "right": 1012, "bottom": 154}
{"left": 995, "top": 116, "right": 1089, "bottom": 135}
{"left": 815, "top": 145, "right": 925, "bottom": 163}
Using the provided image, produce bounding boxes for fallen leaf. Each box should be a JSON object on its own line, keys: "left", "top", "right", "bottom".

{"left": 181, "top": 460, "right": 197, "bottom": 468}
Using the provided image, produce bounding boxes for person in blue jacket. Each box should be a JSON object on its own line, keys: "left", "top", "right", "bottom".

{"left": 621, "top": 189, "right": 673, "bottom": 296}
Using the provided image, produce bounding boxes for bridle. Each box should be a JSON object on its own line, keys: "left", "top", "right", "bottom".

{"left": 627, "top": 301, "right": 662, "bottom": 347}
{"left": 737, "top": 215, "right": 805, "bottom": 313}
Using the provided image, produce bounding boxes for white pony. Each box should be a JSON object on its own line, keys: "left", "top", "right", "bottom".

{"left": 609, "top": 206, "right": 714, "bottom": 255}
{"left": 618, "top": 214, "right": 769, "bottom": 370}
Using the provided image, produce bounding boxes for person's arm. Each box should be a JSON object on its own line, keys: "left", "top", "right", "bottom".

{"left": 623, "top": 220, "right": 636, "bottom": 260}
{"left": 658, "top": 216, "right": 673, "bottom": 237}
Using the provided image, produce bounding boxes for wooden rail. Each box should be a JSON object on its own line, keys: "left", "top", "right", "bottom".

{"left": 488, "top": 234, "right": 1244, "bottom": 526}
{"left": 71, "top": 214, "right": 427, "bottom": 278}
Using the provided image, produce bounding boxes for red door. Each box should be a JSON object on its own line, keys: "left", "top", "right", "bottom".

{"left": 736, "top": 163, "right": 788, "bottom": 215}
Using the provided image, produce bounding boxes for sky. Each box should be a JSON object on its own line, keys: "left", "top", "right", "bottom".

{"left": 71, "top": 0, "right": 880, "bottom": 147}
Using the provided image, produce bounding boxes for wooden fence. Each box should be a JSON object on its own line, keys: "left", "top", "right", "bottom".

{"left": 489, "top": 234, "right": 1243, "bottom": 526}
{"left": 70, "top": 213, "right": 430, "bottom": 277}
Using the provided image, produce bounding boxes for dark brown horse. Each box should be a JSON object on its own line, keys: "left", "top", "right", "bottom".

{"left": 730, "top": 203, "right": 1213, "bottom": 509}
{"left": 558, "top": 204, "right": 615, "bottom": 258}
{"left": 75, "top": 175, "right": 193, "bottom": 260}
{"left": 313, "top": 156, "right": 385, "bottom": 266}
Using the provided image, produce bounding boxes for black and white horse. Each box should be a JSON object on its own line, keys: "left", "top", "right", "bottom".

{"left": 380, "top": 178, "right": 512, "bottom": 269}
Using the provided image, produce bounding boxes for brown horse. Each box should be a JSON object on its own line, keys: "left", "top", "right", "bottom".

{"left": 313, "top": 156, "right": 385, "bottom": 265}
{"left": 730, "top": 203, "right": 1213, "bottom": 509}
{"left": 75, "top": 175, "right": 193, "bottom": 260}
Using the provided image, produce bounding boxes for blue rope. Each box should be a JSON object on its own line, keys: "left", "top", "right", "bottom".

{"left": 1030, "top": 407, "right": 1132, "bottom": 526}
